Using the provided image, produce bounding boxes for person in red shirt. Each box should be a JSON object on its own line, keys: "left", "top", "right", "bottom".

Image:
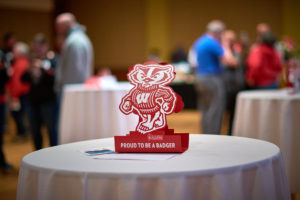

{"left": 246, "top": 31, "right": 282, "bottom": 89}
{"left": 6, "top": 42, "right": 30, "bottom": 141}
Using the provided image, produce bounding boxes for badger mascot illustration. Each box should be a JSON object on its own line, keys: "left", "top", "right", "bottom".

{"left": 120, "top": 61, "right": 183, "bottom": 134}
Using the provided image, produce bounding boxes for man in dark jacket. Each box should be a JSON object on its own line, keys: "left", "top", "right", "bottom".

{"left": 22, "top": 34, "right": 58, "bottom": 150}
{"left": 0, "top": 33, "right": 15, "bottom": 172}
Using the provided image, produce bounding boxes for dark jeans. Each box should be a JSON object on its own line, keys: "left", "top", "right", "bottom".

{"left": 223, "top": 68, "right": 246, "bottom": 135}
{"left": 11, "top": 94, "right": 30, "bottom": 136}
{"left": 29, "top": 100, "right": 58, "bottom": 150}
{"left": 0, "top": 104, "right": 7, "bottom": 166}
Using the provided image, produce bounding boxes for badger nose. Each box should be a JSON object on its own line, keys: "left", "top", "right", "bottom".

{"left": 144, "top": 77, "right": 153, "bottom": 82}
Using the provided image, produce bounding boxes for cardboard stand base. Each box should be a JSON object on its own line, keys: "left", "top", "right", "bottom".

{"left": 114, "top": 129, "right": 189, "bottom": 153}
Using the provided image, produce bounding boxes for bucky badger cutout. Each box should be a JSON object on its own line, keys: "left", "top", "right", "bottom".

{"left": 120, "top": 62, "right": 183, "bottom": 134}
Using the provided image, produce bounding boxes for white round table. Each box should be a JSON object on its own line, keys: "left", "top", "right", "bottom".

{"left": 59, "top": 82, "right": 138, "bottom": 144}
{"left": 233, "top": 89, "right": 300, "bottom": 193}
{"left": 17, "top": 135, "right": 290, "bottom": 200}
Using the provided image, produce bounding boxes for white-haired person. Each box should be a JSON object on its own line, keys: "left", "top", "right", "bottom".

{"left": 6, "top": 42, "right": 31, "bottom": 142}
{"left": 191, "top": 20, "right": 237, "bottom": 134}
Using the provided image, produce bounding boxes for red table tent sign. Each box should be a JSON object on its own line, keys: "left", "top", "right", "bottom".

{"left": 114, "top": 61, "right": 189, "bottom": 153}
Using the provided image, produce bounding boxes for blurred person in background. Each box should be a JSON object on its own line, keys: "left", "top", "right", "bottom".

{"left": 6, "top": 42, "right": 31, "bottom": 142}
{"left": 246, "top": 31, "right": 282, "bottom": 89}
{"left": 54, "top": 34, "right": 65, "bottom": 55}
{"left": 0, "top": 42, "right": 13, "bottom": 173}
{"left": 21, "top": 34, "right": 58, "bottom": 150}
{"left": 192, "top": 20, "right": 237, "bottom": 134}
{"left": 222, "top": 30, "right": 246, "bottom": 134}
{"left": 55, "top": 12, "right": 94, "bottom": 94}
{"left": 148, "top": 48, "right": 161, "bottom": 62}
{"left": 256, "top": 23, "right": 270, "bottom": 44}
{"left": 236, "top": 31, "right": 250, "bottom": 70}
{"left": 171, "top": 46, "right": 191, "bottom": 76}
{"left": 171, "top": 45, "right": 188, "bottom": 63}
{"left": 257, "top": 23, "right": 284, "bottom": 61}
{"left": 0, "top": 33, "right": 16, "bottom": 70}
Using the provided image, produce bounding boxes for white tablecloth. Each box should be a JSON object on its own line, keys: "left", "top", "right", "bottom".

{"left": 59, "top": 82, "right": 138, "bottom": 144}
{"left": 233, "top": 89, "right": 300, "bottom": 193}
{"left": 17, "top": 135, "right": 290, "bottom": 200}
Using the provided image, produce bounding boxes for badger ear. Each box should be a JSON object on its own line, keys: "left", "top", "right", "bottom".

{"left": 128, "top": 65, "right": 141, "bottom": 83}
{"left": 165, "top": 65, "right": 174, "bottom": 73}
{"left": 133, "top": 64, "right": 143, "bottom": 71}
{"left": 164, "top": 65, "right": 174, "bottom": 76}
{"left": 163, "top": 65, "right": 175, "bottom": 83}
{"left": 165, "top": 68, "right": 172, "bottom": 74}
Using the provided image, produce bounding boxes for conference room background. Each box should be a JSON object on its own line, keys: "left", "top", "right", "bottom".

{"left": 0, "top": 0, "right": 299, "bottom": 75}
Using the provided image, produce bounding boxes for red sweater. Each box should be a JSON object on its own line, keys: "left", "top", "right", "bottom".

{"left": 246, "top": 44, "right": 282, "bottom": 87}
{"left": 6, "top": 57, "right": 30, "bottom": 99}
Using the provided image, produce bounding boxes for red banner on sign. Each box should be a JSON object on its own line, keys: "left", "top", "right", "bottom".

{"left": 115, "top": 129, "right": 189, "bottom": 153}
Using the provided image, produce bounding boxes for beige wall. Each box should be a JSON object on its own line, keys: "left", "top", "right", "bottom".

{"left": 0, "top": 7, "right": 52, "bottom": 48}
{"left": 0, "top": 0, "right": 52, "bottom": 12}
{"left": 282, "top": 0, "right": 300, "bottom": 43}
{"left": 0, "top": 0, "right": 299, "bottom": 71}
{"left": 67, "top": 0, "right": 146, "bottom": 69}
{"left": 145, "top": 0, "right": 169, "bottom": 62}
{"left": 169, "top": 0, "right": 282, "bottom": 55}
{"left": 68, "top": 0, "right": 285, "bottom": 67}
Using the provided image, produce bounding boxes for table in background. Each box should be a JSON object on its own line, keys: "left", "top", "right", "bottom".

{"left": 233, "top": 89, "right": 300, "bottom": 193}
{"left": 17, "top": 135, "right": 290, "bottom": 200}
{"left": 59, "top": 82, "right": 138, "bottom": 144}
{"left": 170, "top": 83, "right": 197, "bottom": 109}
